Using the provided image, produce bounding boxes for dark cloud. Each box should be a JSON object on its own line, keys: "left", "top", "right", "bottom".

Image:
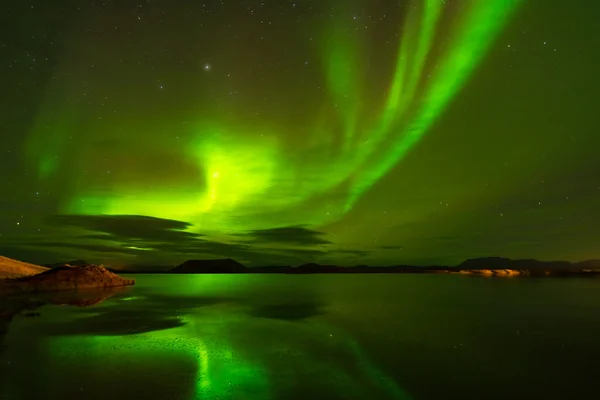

{"left": 28, "top": 241, "right": 142, "bottom": 254}
{"left": 148, "top": 241, "right": 330, "bottom": 266}
{"left": 149, "top": 240, "right": 257, "bottom": 259}
{"left": 1, "top": 215, "right": 374, "bottom": 267}
{"left": 333, "top": 249, "right": 371, "bottom": 257}
{"left": 276, "top": 248, "right": 328, "bottom": 257}
{"left": 46, "top": 214, "right": 201, "bottom": 242}
{"left": 237, "top": 226, "right": 331, "bottom": 246}
{"left": 379, "top": 245, "right": 403, "bottom": 250}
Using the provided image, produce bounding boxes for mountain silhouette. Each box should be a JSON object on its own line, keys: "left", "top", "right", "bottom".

{"left": 170, "top": 259, "right": 247, "bottom": 274}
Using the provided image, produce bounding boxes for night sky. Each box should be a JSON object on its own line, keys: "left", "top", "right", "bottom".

{"left": 1, "top": 0, "right": 599, "bottom": 268}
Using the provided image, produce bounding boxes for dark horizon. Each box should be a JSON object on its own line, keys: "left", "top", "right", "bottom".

{"left": 34, "top": 256, "right": 600, "bottom": 273}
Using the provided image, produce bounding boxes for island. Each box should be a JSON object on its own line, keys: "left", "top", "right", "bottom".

{"left": 0, "top": 258, "right": 135, "bottom": 294}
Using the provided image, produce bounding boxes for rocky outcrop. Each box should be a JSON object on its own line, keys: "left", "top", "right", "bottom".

{"left": 457, "top": 257, "right": 573, "bottom": 270}
{"left": 0, "top": 256, "right": 49, "bottom": 279}
{"left": 0, "top": 265, "right": 134, "bottom": 293}
{"left": 454, "top": 258, "right": 600, "bottom": 277}
{"left": 458, "top": 269, "right": 528, "bottom": 277}
{"left": 457, "top": 267, "right": 600, "bottom": 278}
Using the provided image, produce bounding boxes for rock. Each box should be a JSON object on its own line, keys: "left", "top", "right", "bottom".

{"left": 0, "top": 265, "right": 134, "bottom": 294}
{"left": 459, "top": 269, "right": 528, "bottom": 277}
{"left": 457, "top": 257, "right": 572, "bottom": 270}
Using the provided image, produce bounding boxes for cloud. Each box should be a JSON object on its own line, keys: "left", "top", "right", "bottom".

{"left": 46, "top": 214, "right": 201, "bottom": 242}
{"left": 1, "top": 215, "right": 375, "bottom": 267}
{"left": 333, "top": 249, "right": 371, "bottom": 257}
{"left": 379, "top": 245, "right": 403, "bottom": 250}
{"left": 40, "top": 215, "right": 331, "bottom": 265}
{"left": 29, "top": 241, "right": 142, "bottom": 254}
{"left": 237, "top": 226, "right": 331, "bottom": 246}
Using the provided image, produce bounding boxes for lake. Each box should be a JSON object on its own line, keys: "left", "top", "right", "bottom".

{"left": 1, "top": 274, "right": 599, "bottom": 400}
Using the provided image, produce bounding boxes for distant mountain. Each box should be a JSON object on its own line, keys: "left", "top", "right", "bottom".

{"left": 281, "top": 263, "right": 451, "bottom": 274}
{"left": 170, "top": 259, "right": 247, "bottom": 274}
{"left": 575, "top": 259, "right": 600, "bottom": 269}
{"left": 287, "top": 263, "right": 342, "bottom": 274}
{"left": 0, "top": 256, "right": 48, "bottom": 279}
{"left": 247, "top": 265, "right": 291, "bottom": 273}
{"left": 457, "top": 257, "right": 573, "bottom": 270}
{"left": 109, "top": 256, "right": 600, "bottom": 276}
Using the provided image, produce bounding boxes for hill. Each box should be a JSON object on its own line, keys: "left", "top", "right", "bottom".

{"left": 0, "top": 256, "right": 49, "bottom": 279}
{"left": 0, "top": 264, "right": 135, "bottom": 294}
{"left": 102, "top": 257, "right": 600, "bottom": 276}
{"left": 170, "top": 259, "right": 247, "bottom": 274}
{"left": 457, "top": 257, "right": 573, "bottom": 270}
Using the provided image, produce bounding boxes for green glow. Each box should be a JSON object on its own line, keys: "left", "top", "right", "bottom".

{"left": 38, "top": 315, "right": 411, "bottom": 400}
{"left": 45, "top": 326, "right": 270, "bottom": 399}
{"left": 9, "top": 278, "right": 412, "bottom": 400}
{"left": 383, "top": 0, "right": 443, "bottom": 127}
{"left": 27, "top": 0, "right": 521, "bottom": 232}
{"left": 323, "top": 22, "right": 362, "bottom": 154}
{"left": 347, "top": 0, "right": 522, "bottom": 207}
{"left": 124, "top": 245, "right": 152, "bottom": 251}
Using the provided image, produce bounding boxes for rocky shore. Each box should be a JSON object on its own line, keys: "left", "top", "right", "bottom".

{"left": 0, "top": 264, "right": 135, "bottom": 294}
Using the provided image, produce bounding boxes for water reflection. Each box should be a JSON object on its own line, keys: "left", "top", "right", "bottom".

{"left": 0, "top": 287, "right": 127, "bottom": 353}
{"left": 249, "top": 302, "right": 326, "bottom": 320}
{"left": 0, "top": 283, "right": 412, "bottom": 400}
{"left": 6, "top": 274, "right": 600, "bottom": 399}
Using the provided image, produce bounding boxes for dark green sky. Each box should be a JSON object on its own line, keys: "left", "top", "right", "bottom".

{"left": 1, "top": 0, "right": 599, "bottom": 268}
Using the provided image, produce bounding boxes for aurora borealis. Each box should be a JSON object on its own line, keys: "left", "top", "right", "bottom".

{"left": 2, "top": 0, "right": 599, "bottom": 267}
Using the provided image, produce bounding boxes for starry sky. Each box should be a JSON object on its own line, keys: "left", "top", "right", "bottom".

{"left": 1, "top": 0, "right": 599, "bottom": 268}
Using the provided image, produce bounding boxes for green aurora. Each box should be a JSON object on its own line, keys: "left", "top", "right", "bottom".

{"left": 3, "top": 0, "right": 599, "bottom": 266}
{"left": 27, "top": 0, "right": 520, "bottom": 230}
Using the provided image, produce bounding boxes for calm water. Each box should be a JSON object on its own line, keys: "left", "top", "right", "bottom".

{"left": 1, "top": 274, "right": 600, "bottom": 400}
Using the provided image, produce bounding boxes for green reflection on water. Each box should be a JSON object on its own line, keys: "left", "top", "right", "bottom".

{"left": 44, "top": 318, "right": 411, "bottom": 399}
{"left": 8, "top": 279, "right": 413, "bottom": 400}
